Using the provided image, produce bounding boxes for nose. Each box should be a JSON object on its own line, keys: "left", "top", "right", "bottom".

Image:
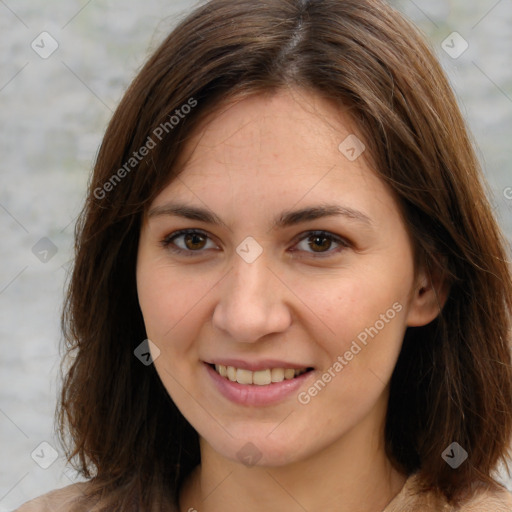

{"left": 212, "top": 252, "right": 292, "bottom": 343}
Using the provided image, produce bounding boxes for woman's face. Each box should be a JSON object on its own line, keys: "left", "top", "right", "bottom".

{"left": 136, "top": 88, "right": 431, "bottom": 468}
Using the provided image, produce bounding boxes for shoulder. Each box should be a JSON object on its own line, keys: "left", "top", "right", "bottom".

{"left": 14, "top": 482, "right": 91, "bottom": 512}
{"left": 457, "top": 481, "right": 512, "bottom": 511}
{"left": 385, "top": 473, "right": 512, "bottom": 512}
{"left": 14, "top": 482, "right": 180, "bottom": 512}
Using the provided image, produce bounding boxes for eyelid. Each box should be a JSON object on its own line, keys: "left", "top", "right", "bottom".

{"left": 161, "top": 228, "right": 351, "bottom": 257}
{"left": 290, "top": 230, "right": 351, "bottom": 255}
{"left": 161, "top": 228, "right": 218, "bottom": 255}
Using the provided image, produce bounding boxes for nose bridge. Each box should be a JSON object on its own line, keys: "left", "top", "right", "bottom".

{"left": 212, "top": 250, "right": 291, "bottom": 342}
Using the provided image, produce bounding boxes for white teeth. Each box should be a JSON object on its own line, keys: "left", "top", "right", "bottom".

{"left": 271, "top": 368, "right": 284, "bottom": 382}
{"left": 236, "top": 369, "right": 253, "bottom": 385}
{"left": 227, "top": 366, "right": 236, "bottom": 381}
{"left": 214, "top": 364, "right": 309, "bottom": 385}
{"left": 253, "top": 369, "right": 271, "bottom": 386}
{"left": 284, "top": 368, "right": 295, "bottom": 380}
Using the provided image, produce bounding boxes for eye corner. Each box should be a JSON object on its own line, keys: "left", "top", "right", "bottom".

{"left": 291, "top": 230, "right": 352, "bottom": 258}
{"left": 159, "top": 228, "right": 220, "bottom": 257}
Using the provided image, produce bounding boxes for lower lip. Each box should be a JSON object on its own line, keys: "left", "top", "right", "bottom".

{"left": 204, "top": 363, "right": 314, "bottom": 406}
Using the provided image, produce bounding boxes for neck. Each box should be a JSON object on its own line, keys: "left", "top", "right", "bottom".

{"left": 179, "top": 409, "right": 407, "bottom": 512}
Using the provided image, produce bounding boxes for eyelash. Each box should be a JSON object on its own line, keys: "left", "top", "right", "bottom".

{"left": 160, "top": 229, "right": 351, "bottom": 258}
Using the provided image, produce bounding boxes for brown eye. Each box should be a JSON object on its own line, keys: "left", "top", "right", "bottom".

{"left": 308, "top": 234, "right": 333, "bottom": 252}
{"left": 161, "top": 229, "right": 217, "bottom": 256}
{"left": 293, "top": 231, "right": 349, "bottom": 257}
{"left": 183, "top": 232, "right": 207, "bottom": 250}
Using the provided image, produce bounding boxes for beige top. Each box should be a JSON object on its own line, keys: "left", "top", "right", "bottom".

{"left": 15, "top": 474, "right": 512, "bottom": 511}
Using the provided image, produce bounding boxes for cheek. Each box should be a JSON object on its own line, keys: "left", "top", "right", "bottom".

{"left": 293, "top": 265, "right": 409, "bottom": 336}
{"left": 289, "top": 263, "right": 410, "bottom": 385}
{"left": 136, "top": 265, "right": 201, "bottom": 393}
{"left": 137, "top": 257, "right": 191, "bottom": 336}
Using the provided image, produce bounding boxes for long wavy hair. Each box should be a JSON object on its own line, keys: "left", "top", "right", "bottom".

{"left": 58, "top": 0, "right": 512, "bottom": 510}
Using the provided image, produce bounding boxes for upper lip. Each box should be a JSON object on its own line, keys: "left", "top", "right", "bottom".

{"left": 205, "top": 359, "right": 313, "bottom": 372}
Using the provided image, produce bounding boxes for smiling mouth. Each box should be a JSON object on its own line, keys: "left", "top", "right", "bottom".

{"left": 209, "top": 363, "right": 314, "bottom": 385}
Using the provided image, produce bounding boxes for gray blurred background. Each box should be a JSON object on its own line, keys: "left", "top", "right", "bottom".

{"left": 1, "top": 0, "right": 511, "bottom": 509}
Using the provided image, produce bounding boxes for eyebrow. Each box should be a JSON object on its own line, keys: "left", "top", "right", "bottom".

{"left": 147, "top": 202, "right": 373, "bottom": 229}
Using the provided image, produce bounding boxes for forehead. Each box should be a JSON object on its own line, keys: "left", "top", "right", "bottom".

{"left": 151, "top": 88, "right": 401, "bottom": 229}
{"left": 174, "top": 88, "right": 361, "bottom": 175}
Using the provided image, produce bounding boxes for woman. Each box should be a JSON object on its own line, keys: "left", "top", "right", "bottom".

{"left": 17, "top": 0, "right": 512, "bottom": 510}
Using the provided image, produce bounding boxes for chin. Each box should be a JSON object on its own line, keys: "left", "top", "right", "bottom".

{"left": 204, "top": 429, "right": 310, "bottom": 468}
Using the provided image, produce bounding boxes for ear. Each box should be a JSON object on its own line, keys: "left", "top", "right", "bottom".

{"left": 406, "top": 262, "right": 451, "bottom": 327}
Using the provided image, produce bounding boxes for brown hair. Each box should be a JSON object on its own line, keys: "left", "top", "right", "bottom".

{"left": 58, "top": 0, "right": 512, "bottom": 509}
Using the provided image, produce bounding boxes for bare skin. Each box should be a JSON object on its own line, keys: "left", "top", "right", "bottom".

{"left": 136, "top": 87, "right": 446, "bottom": 512}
